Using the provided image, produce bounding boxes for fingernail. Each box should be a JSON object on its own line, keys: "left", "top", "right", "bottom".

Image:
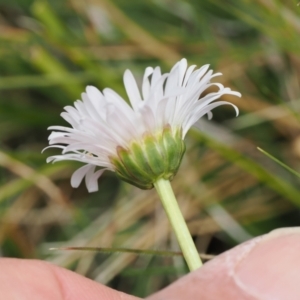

{"left": 232, "top": 227, "right": 300, "bottom": 300}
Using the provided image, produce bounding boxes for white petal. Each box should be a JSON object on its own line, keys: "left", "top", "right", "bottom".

{"left": 86, "top": 86, "right": 106, "bottom": 106}
{"left": 139, "top": 105, "right": 156, "bottom": 132}
{"left": 123, "top": 70, "right": 142, "bottom": 111}
{"left": 85, "top": 86, "right": 108, "bottom": 120}
{"left": 207, "top": 111, "right": 213, "bottom": 120}
{"left": 60, "top": 112, "right": 80, "bottom": 129}
{"left": 145, "top": 73, "right": 168, "bottom": 112}
{"left": 177, "top": 58, "right": 188, "bottom": 86}
{"left": 165, "top": 63, "right": 180, "bottom": 95}
{"left": 81, "top": 92, "right": 101, "bottom": 121}
{"left": 183, "top": 65, "right": 197, "bottom": 86}
{"left": 183, "top": 101, "right": 239, "bottom": 137}
{"left": 106, "top": 108, "right": 140, "bottom": 142}
{"left": 86, "top": 168, "right": 106, "bottom": 192}
{"left": 186, "top": 65, "right": 210, "bottom": 88}
{"left": 155, "top": 97, "right": 169, "bottom": 128}
{"left": 71, "top": 164, "right": 93, "bottom": 188}
{"left": 103, "top": 88, "right": 134, "bottom": 117}
{"left": 42, "top": 145, "right": 65, "bottom": 153}
{"left": 142, "top": 67, "right": 153, "bottom": 100}
{"left": 151, "top": 67, "right": 162, "bottom": 87}
{"left": 84, "top": 165, "right": 96, "bottom": 191}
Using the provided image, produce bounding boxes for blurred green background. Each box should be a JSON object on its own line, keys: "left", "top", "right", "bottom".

{"left": 1, "top": 0, "right": 300, "bottom": 297}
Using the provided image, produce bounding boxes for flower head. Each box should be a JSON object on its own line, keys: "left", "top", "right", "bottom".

{"left": 45, "top": 59, "right": 240, "bottom": 192}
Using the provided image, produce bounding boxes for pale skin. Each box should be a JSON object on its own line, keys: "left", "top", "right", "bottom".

{"left": 1, "top": 228, "right": 300, "bottom": 300}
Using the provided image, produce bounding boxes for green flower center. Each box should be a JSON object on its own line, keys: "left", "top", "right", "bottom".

{"left": 110, "top": 125, "right": 186, "bottom": 189}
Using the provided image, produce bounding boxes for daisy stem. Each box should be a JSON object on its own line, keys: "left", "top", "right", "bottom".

{"left": 154, "top": 178, "right": 202, "bottom": 271}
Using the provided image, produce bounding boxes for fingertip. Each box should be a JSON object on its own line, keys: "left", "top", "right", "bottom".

{"left": 147, "top": 228, "right": 300, "bottom": 300}
{"left": 234, "top": 230, "right": 300, "bottom": 300}
{"left": 0, "top": 258, "right": 140, "bottom": 300}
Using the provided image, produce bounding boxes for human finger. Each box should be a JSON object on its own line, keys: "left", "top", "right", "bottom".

{"left": 0, "top": 258, "right": 140, "bottom": 300}
{"left": 147, "top": 228, "right": 300, "bottom": 300}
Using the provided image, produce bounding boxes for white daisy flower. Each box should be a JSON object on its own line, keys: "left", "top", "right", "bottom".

{"left": 45, "top": 59, "right": 240, "bottom": 192}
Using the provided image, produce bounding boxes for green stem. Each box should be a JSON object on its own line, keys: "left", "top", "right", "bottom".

{"left": 154, "top": 178, "right": 202, "bottom": 271}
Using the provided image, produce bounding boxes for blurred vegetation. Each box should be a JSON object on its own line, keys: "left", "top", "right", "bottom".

{"left": 1, "top": 0, "right": 300, "bottom": 297}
